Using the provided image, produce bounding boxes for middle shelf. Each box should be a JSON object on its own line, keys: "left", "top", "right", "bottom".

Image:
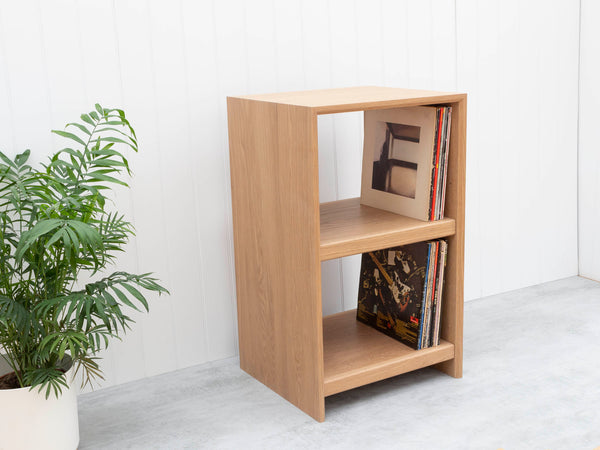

{"left": 319, "top": 197, "right": 456, "bottom": 261}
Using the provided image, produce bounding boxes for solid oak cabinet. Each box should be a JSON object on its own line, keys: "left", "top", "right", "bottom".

{"left": 227, "top": 86, "right": 466, "bottom": 422}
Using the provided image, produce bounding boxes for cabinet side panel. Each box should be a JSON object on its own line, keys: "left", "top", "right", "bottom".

{"left": 436, "top": 96, "right": 466, "bottom": 377}
{"left": 227, "top": 98, "right": 324, "bottom": 421}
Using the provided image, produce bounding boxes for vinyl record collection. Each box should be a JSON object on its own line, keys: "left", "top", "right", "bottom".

{"left": 356, "top": 103, "right": 453, "bottom": 349}
{"left": 360, "top": 105, "right": 452, "bottom": 221}
{"left": 428, "top": 106, "right": 452, "bottom": 220}
{"left": 356, "top": 240, "right": 448, "bottom": 350}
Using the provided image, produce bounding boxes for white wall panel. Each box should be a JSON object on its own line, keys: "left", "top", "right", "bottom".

{"left": 79, "top": 1, "right": 141, "bottom": 388}
{"left": 456, "top": 0, "right": 482, "bottom": 302}
{"left": 210, "top": 0, "right": 246, "bottom": 360}
{"left": 0, "top": 1, "right": 52, "bottom": 164}
{"left": 0, "top": 0, "right": 581, "bottom": 391}
{"left": 537, "top": 1, "right": 579, "bottom": 283}
{"left": 579, "top": 0, "right": 600, "bottom": 280}
{"left": 381, "top": 0, "right": 409, "bottom": 87}
{"left": 274, "top": 0, "right": 304, "bottom": 92}
{"left": 112, "top": 0, "right": 177, "bottom": 383}
{"left": 179, "top": 0, "right": 220, "bottom": 369}
{"left": 456, "top": 0, "right": 579, "bottom": 299}
{"left": 148, "top": 0, "right": 207, "bottom": 373}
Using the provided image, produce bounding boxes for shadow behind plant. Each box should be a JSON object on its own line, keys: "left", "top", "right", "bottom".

{"left": 0, "top": 105, "right": 168, "bottom": 397}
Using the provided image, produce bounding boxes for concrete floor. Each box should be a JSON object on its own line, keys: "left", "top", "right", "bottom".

{"left": 78, "top": 276, "right": 600, "bottom": 449}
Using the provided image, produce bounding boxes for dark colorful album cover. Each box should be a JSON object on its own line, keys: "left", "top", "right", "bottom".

{"left": 356, "top": 241, "right": 431, "bottom": 349}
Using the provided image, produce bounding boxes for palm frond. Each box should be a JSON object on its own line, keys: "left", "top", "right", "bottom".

{"left": 0, "top": 105, "right": 168, "bottom": 397}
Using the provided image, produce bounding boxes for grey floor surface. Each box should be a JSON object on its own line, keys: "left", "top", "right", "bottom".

{"left": 78, "top": 276, "right": 600, "bottom": 449}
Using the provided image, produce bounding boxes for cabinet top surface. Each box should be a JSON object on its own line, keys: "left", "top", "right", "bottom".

{"left": 229, "top": 86, "right": 466, "bottom": 114}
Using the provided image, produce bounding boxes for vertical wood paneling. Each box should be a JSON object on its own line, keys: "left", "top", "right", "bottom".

{"left": 579, "top": 0, "right": 600, "bottom": 280}
{"left": 0, "top": 1, "right": 52, "bottom": 163}
{"left": 406, "top": 1, "right": 433, "bottom": 88}
{"left": 40, "top": 0, "right": 121, "bottom": 390}
{"left": 301, "top": 0, "right": 331, "bottom": 90}
{"left": 495, "top": 0, "right": 522, "bottom": 292}
{"left": 514, "top": 0, "right": 543, "bottom": 292}
{"left": 355, "top": 0, "right": 384, "bottom": 86}
{"left": 179, "top": 0, "right": 217, "bottom": 368}
{"left": 77, "top": 1, "right": 142, "bottom": 388}
{"left": 147, "top": 0, "right": 208, "bottom": 372}
{"left": 112, "top": 0, "right": 177, "bottom": 379}
{"left": 318, "top": 118, "right": 343, "bottom": 313}
{"left": 431, "top": 0, "right": 457, "bottom": 91}
{"left": 274, "top": 0, "right": 304, "bottom": 92}
{"left": 537, "top": 0, "right": 578, "bottom": 282}
{"left": 327, "top": 1, "right": 363, "bottom": 312}
{"left": 0, "top": 0, "right": 583, "bottom": 391}
{"left": 244, "top": 0, "right": 277, "bottom": 94}
{"left": 38, "top": 0, "right": 86, "bottom": 121}
{"left": 457, "top": 0, "right": 579, "bottom": 299}
{"left": 211, "top": 0, "right": 248, "bottom": 359}
{"left": 179, "top": 0, "right": 239, "bottom": 364}
{"left": 328, "top": 1, "right": 361, "bottom": 199}
{"left": 469, "top": 0, "right": 503, "bottom": 296}
{"left": 0, "top": 8, "right": 14, "bottom": 153}
{"left": 351, "top": 0, "right": 385, "bottom": 313}
{"left": 381, "top": 0, "right": 409, "bottom": 87}
{"left": 303, "top": 0, "right": 344, "bottom": 314}
{"left": 456, "top": 0, "right": 481, "bottom": 301}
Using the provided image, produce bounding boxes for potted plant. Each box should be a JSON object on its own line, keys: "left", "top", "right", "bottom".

{"left": 0, "top": 105, "right": 168, "bottom": 449}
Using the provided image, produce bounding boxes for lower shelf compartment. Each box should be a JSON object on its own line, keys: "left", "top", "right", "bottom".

{"left": 323, "top": 309, "right": 455, "bottom": 396}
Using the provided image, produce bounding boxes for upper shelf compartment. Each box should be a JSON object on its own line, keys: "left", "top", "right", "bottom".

{"left": 319, "top": 198, "right": 455, "bottom": 261}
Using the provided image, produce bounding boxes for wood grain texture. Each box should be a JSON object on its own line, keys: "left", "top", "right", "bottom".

{"left": 320, "top": 198, "right": 456, "bottom": 261}
{"left": 238, "top": 86, "right": 465, "bottom": 114}
{"left": 229, "top": 87, "right": 465, "bottom": 420}
{"left": 434, "top": 96, "right": 466, "bottom": 378}
{"left": 323, "top": 310, "right": 455, "bottom": 396}
{"left": 227, "top": 97, "right": 325, "bottom": 421}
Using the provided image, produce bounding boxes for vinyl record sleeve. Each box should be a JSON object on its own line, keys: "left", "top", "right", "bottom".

{"left": 356, "top": 241, "right": 432, "bottom": 349}
{"left": 361, "top": 106, "right": 437, "bottom": 221}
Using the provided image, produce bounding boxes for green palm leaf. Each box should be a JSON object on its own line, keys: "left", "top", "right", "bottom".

{"left": 0, "top": 105, "right": 168, "bottom": 397}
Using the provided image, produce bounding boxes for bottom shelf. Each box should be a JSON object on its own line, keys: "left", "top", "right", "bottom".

{"left": 323, "top": 309, "right": 455, "bottom": 396}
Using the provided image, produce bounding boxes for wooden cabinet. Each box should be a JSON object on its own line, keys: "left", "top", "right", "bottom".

{"left": 227, "top": 86, "right": 466, "bottom": 422}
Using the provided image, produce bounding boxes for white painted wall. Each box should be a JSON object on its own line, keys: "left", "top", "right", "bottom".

{"left": 579, "top": 0, "right": 600, "bottom": 281}
{"left": 0, "top": 0, "right": 580, "bottom": 390}
{"left": 457, "top": 0, "right": 580, "bottom": 299}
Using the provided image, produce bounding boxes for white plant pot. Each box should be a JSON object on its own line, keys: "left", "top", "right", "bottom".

{"left": 0, "top": 356, "right": 79, "bottom": 450}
